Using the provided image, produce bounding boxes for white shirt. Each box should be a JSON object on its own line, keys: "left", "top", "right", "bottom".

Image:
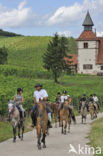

{"left": 61, "top": 95, "right": 68, "bottom": 103}
{"left": 93, "top": 96, "right": 98, "bottom": 102}
{"left": 33, "top": 89, "right": 48, "bottom": 102}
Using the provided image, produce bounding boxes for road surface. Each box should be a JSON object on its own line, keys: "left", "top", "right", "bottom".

{"left": 0, "top": 113, "right": 103, "bottom": 156}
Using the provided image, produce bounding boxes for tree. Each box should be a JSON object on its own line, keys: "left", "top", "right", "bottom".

{"left": 0, "top": 47, "right": 8, "bottom": 64}
{"left": 43, "top": 33, "right": 70, "bottom": 83}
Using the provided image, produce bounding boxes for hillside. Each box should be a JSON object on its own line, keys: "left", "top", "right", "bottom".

{"left": 0, "top": 29, "right": 22, "bottom": 37}
{"left": 0, "top": 36, "right": 77, "bottom": 70}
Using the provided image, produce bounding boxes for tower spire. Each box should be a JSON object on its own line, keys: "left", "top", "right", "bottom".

{"left": 82, "top": 11, "right": 94, "bottom": 31}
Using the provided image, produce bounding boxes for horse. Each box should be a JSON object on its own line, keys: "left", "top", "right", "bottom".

{"left": 36, "top": 101, "right": 48, "bottom": 150}
{"left": 94, "top": 102, "right": 98, "bottom": 114}
{"left": 89, "top": 102, "right": 95, "bottom": 120}
{"left": 50, "top": 102, "right": 60, "bottom": 128}
{"left": 80, "top": 101, "right": 87, "bottom": 124}
{"left": 60, "top": 101, "right": 71, "bottom": 134}
{"left": 8, "top": 102, "right": 25, "bottom": 142}
{"left": 89, "top": 102, "right": 98, "bottom": 119}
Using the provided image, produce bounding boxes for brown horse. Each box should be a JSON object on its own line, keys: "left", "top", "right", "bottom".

{"left": 89, "top": 102, "right": 97, "bottom": 119}
{"left": 36, "top": 101, "right": 48, "bottom": 150}
{"left": 60, "top": 101, "right": 71, "bottom": 134}
{"left": 50, "top": 102, "right": 60, "bottom": 128}
{"left": 89, "top": 102, "right": 95, "bottom": 120}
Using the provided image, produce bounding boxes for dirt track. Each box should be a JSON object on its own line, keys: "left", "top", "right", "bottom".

{"left": 0, "top": 113, "right": 103, "bottom": 156}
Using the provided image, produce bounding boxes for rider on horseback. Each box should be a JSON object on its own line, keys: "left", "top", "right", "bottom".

{"left": 31, "top": 83, "right": 52, "bottom": 128}
{"left": 14, "top": 88, "right": 25, "bottom": 121}
{"left": 58, "top": 90, "right": 76, "bottom": 121}
{"left": 79, "top": 94, "right": 89, "bottom": 112}
{"left": 55, "top": 92, "right": 61, "bottom": 105}
{"left": 7, "top": 88, "right": 25, "bottom": 121}
{"left": 93, "top": 94, "right": 100, "bottom": 110}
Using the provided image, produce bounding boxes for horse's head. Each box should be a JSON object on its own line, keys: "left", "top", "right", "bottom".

{"left": 8, "top": 103, "right": 15, "bottom": 113}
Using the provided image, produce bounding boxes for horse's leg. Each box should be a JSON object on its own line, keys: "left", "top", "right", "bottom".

{"left": 61, "top": 121, "right": 63, "bottom": 134}
{"left": 13, "top": 127, "right": 16, "bottom": 143}
{"left": 68, "top": 117, "right": 71, "bottom": 133}
{"left": 18, "top": 124, "right": 21, "bottom": 139}
{"left": 54, "top": 114, "right": 57, "bottom": 128}
{"left": 42, "top": 133, "right": 46, "bottom": 148}
{"left": 37, "top": 128, "right": 41, "bottom": 150}
{"left": 64, "top": 119, "right": 67, "bottom": 135}
{"left": 82, "top": 115, "right": 83, "bottom": 124}
{"left": 21, "top": 124, "right": 24, "bottom": 141}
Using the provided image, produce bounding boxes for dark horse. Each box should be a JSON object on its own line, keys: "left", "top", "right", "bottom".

{"left": 36, "top": 101, "right": 48, "bottom": 150}
{"left": 8, "top": 102, "right": 25, "bottom": 142}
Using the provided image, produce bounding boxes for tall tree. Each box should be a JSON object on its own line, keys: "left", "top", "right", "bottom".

{"left": 43, "top": 33, "right": 70, "bottom": 83}
{"left": 0, "top": 47, "right": 8, "bottom": 64}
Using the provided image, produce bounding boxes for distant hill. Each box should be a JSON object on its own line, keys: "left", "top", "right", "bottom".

{"left": 0, "top": 29, "right": 22, "bottom": 37}
{"left": 0, "top": 36, "right": 77, "bottom": 70}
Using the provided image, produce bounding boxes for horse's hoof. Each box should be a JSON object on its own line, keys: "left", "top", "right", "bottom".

{"left": 13, "top": 140, "right": 16, "bottom": 143}
{"left": 38, "top": 145, "right": 41, "bottom": 150}
{"left": 21, "top": 137, "right": 23, "bottom": 141}
{"left": 18, "top": 135, "right": 21, "bottom": 139}
{"left": 43, "top": 144, "right": 46, "bottom": 148}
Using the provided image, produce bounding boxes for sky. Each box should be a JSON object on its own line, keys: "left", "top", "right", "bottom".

{"left": 0, "top": 0, "right": 103, "bottom": 37}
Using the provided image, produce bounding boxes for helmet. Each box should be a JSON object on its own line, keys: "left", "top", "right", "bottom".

{"left": 17, "top": 88, "right": 23, "bottom": 93}
{"left": 35, "top": 83, "right": 42, "bottom": 88}
{"left": 82, "top": 94, "right": 86, "bottom": 96}
{"left": 63, "top": 90, "right": 67, "bottom": 94}
{"left": 67, "top": 95, "right": 70, "bottom": 98}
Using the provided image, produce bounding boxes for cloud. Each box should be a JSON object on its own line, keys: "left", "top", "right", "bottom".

{"left": 47, "top": 0, "right": 103, "bottom": 26}
{"left": 47, "top": 3, "right": 82, "bottom": 26}
{"left": 97, "top": 31, "right": 103, "bottom": 37}
{"left": 0, "top": 0, "right": 34, "bottom": 28}
{"left": 58, "top": 31, "right": 72, "bottom": 37}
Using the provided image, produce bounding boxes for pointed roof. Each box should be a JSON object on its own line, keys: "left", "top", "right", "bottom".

{"left": 82, "top": 11, "right": 94, "bottom": 26}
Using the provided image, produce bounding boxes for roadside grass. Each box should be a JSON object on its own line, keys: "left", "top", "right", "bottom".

{"left": 0, "top": 117, "right": 32, "bottom": 142}
{"left": 88, "top": 117, "right": 103, "bottom": 156}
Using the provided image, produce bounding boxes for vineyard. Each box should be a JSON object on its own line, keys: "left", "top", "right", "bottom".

{"left": 0, "top": 36, "right": 77, "bottom": 70}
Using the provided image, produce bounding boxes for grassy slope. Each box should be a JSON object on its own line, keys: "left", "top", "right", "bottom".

{"left": 89, "top": 117, "right": 103, "bottom": 156}
{"left": 0, "top": 36, "right": 77, "bottom": 70}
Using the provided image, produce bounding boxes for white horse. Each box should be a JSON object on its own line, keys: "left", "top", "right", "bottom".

{"left": 8, "top": 101, "right": 25, "bottom": 142}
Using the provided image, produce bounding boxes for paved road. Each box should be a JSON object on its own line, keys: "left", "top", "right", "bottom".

{"left": 0, "top": 113, "right": 103, "bottom": 156}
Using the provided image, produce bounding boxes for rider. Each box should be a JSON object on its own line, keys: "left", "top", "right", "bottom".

{"left": 14, "top": 88, "right": 25, "bottom": 121}
{"left": 93, "top": 94, "right": 100, "bottom": 110}
{"left": 55, "top": 92, "right": 61, "bottom": 105}
{"left": 79, "top": 94, "right": 88, "bottom": 112}
{"left": 58, "top": 90, "right": 75, "bottom": 120}
{"left": 89, "top": 94, "right": 94, "bottom": 103}
{"left": 8, "top": 88, "right": 25, "bottom": 122}
{"left": 31, "top": 83, "right": 52, "bottom": 128}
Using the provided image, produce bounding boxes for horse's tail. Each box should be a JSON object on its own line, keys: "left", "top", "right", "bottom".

{"left": 68, "top": 109, "right": 76, "bottom": 124}
{"left": 71, "top": 114, "right": 76, "bottom": 124}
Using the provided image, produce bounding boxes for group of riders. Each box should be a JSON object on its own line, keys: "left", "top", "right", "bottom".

{"left": 8, "top": 83, "right": 99, "bottom": 126}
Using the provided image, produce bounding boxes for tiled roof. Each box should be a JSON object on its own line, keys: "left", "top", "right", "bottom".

{"left": 97, "top": 37, "right": 103, "bottom": 64}
{"left": 77, "top": 30, "right": 97, "bottom": 41}
{"left": 64, "top": 54, "right": 77, "bottom": 65}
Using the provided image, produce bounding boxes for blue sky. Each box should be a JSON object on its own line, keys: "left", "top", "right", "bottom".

{"left": 0, "top": 0, "right": 103, "bottom": 37}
